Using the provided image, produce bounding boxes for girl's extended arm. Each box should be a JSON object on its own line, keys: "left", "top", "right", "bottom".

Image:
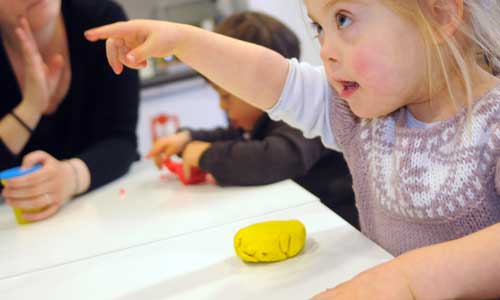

{"left": 85, "top": 20, "right": 289, "bottom": 109}
{"left": 399, "top": 222, "right": 500, "bottom": 299}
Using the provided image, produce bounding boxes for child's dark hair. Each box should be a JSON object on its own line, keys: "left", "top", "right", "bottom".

{"left": 214, "top": 11, "right": 301, "bottom": 59}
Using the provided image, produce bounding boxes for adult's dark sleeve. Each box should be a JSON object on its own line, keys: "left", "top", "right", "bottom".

{"left": 199, "top": 124, "right": 325, "bottom": 186}
{"left": 77, "top": 2, "right": 139, "bottom": 191}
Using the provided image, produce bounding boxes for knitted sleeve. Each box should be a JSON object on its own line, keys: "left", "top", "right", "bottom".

{"left": 494, "top": 118, "right": 500, "bottom": 195}
{"left": 494, "top": 119, "right": 500, "bottom": 195}
{"left": 496, "top": 160, "right": 500, "bottom": 195}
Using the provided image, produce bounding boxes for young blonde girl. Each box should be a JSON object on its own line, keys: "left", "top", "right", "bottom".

{"left": 85, "top": 0, "right": 500, "bottom": 299}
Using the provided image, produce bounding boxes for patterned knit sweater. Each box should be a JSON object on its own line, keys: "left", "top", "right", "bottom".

{"left": 268, "top": 59, "right": 500, "bottom": 256}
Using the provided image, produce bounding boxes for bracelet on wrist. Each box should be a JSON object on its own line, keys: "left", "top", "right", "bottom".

{"left": 10, "top": 111, "right": 33, "bottom": 134}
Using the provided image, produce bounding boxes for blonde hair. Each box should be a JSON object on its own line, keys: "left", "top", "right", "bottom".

{"left": 384, "top": 0, "right": 500, "bottom": 112}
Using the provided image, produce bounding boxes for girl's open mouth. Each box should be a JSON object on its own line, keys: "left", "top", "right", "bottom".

{"left": 339, "top": 81, "right": 360, "bottom": 98}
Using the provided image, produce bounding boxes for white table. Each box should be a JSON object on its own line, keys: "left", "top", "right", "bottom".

{"left": 0, "top": 202, "right": 392, "bottom": 300}
{"left": 0, "top": 161, "right": 319, "bottom": 280}
{"left": 0, "top": 161, "right": 392, "bottom": 300}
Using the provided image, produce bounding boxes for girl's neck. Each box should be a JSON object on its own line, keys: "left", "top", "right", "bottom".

{"left": 407, "top": 63, "right": 500, "bottom": 124}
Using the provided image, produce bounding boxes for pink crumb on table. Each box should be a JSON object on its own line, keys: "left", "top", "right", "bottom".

{"left": 118, "top": 188, "right": 127, "bottom": 199}
{"left": 160, "top": 174, "right": 169, "bottom": 181}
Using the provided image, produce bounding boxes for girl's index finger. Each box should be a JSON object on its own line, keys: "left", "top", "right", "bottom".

{"left": 84, "top": 21, "right": 132, "bottom": 42}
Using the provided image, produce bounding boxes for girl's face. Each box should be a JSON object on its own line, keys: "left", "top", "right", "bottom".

{"left": 0, "top": 0, "right": 61, "bottom": 31}
{"left": 212, "top": 84, "right": 265, "bottom": 132}
{"left": 305, "top": 0, "right": 428, "bottom": 118}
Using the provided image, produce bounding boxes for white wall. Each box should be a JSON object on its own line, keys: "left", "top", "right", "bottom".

{"left": 114, "top": 0, "right": 157, "bottom": 19}
{"left": 114, "top": 0, "right": 248, "bottom": 19}
{"left": 246, "top": 0, "right": 321, "bottom": 65}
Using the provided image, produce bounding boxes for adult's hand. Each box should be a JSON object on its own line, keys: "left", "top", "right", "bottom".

{"left": 2, "top": 151, "right": 77, "bottom": 222}
{"left": 15, "top": 17, "right": 65, "bottom": 115}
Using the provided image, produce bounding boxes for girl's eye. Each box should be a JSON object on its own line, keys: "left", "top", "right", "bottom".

{"left": 311, "top": 21, "right": 323, "bottom": 39}
{"left": 336, "top": 13, "right": 352, "bottom": 29}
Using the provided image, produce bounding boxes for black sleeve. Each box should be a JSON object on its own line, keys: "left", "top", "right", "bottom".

{"left": 77, "top": 1, "right": 139, "bottom": 191}
{"left": 199, "top": 124, "right": 325, "bottom": 186}
{"left": 188, "top": 127, "right": 244, "bottom": 142}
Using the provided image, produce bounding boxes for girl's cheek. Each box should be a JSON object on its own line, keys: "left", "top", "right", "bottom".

{"left": 352, "top": 47, "right": 397, "bottom": 94}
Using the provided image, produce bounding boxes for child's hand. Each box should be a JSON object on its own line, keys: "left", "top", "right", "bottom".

{"left": 206, "top": 174, "right": 218, "bottom": 185}
{"left": 311, "top": 260, "right": 415, "bottom": 300}
{"left": 147, "top": 131, "right": 192, "bottom": 169}
{"left": 84, "top": 20, "right": 187, "bottom": 74}
{"left": 181, "top": 141, "right": 211, "bottom": 180}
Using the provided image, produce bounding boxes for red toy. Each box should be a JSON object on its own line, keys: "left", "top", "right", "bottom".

{"left": 163, "top": 159, "right": 207, "bottom": 185}
{"left": 150, "top": 113, "right": 180, "bottom": 143}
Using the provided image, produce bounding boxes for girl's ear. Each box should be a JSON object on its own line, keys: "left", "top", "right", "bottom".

{"left": 428, "top": 0, "right": 464, "bottom": 39}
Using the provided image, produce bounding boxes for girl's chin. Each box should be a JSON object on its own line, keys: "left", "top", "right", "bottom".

{"left": 343, "top": 92, "right": 398, "bottom": 119}
{"left": 347, "top": 102, "right": 378, "bottom": 119}
{"left": 351, "top": 106, "right": 391, "bottom": 119}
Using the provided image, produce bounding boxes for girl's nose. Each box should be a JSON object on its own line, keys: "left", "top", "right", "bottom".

{"left": 320, "top": 34, "right": 341, "bottom": 66}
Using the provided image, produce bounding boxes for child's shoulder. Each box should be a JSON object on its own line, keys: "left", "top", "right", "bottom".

{"left": 480, "top": 82, "right": 500, "bottom": 142}
{"left": 478, "top": 81, "right": 500, "bottom": 101}
{"left": 473, "top": 82, "right": 500, "bottom": 124}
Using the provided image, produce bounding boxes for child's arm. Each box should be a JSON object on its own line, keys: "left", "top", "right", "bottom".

{"left": 196, "top": 126, "right": 326, "bottom": 186}
{"left": 147, "top": 127, "right": 243, "bottom": 169}
{"left": 398, "top": 222, "right": 500, "bottom": 299}
{"left": 312, "top": 223, "right": 500, "bottom": 300}
{"left": 188, "top": 127, "right": 244, "bottom": 142}
{"left": 85, "top": 20, "right": 288, "bottom": 110}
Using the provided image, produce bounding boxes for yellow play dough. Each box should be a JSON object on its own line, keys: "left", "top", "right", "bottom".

{"left": 1, "top": 179, "right": 38, "bottom": 225}
{"left": 234, "top": 220, "right": 306, "bottom": 263}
